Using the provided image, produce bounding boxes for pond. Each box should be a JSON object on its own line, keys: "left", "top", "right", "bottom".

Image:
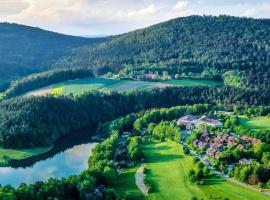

{"left": 0, "top": 127, "right": 98, "bottom": 187}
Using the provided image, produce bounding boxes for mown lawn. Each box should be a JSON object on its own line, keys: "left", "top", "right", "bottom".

{"left": 108, "top": 166, "right": 143, "bottom": 198}
{"left": 239, "top": 116, "right": 270, "bottom": 130}
{"left": 163, "top": 79, "right": 223, "bottom": 87}
{"left": 144, "top": 140, "right": 268, "bottom": 200}
{"left": 0, "top": 147, "right": 51, "bottom": 166}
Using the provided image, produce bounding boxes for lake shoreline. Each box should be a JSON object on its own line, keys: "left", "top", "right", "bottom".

{"left": 6, "top": 125, "right": 98, "bottom": 168}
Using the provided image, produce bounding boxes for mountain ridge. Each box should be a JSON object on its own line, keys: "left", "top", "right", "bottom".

{"left": 0, "top": 22, "right": 106, "bottom": 91}
{"left": 53, "top": 15, "right": 270, "bottom": 91}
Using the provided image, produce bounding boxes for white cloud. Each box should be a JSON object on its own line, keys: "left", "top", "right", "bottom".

{"left": 128, "top": 4, "right": 159, "bottom": 19}
{"left": 240, "top": 3, "right": 270, "bottom": 18}
{"left": 1, "top": 1, "right": 270, "bottom": 35}
{"left": 172, "top": 1, "right": 189, "bottom": 12}
{"left": 0, "top": 0, "right": 29, "bottom": 14}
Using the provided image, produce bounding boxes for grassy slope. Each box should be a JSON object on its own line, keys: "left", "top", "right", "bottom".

{"left": 108, "top": 166, "right": 143, "bottom": 197}
{"left": 239, "top": 116, "right": 270, "bottom": 130}
{"left": 0, "top": 147, "right": 51, "bottom": 166}
{"left": 144, "top": 140, "right": 268, "bottom": 200}
{"left": 163, "top": 79, "right": 223, "bottom": 87}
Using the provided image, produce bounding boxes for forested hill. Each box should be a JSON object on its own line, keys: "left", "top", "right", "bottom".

{"left": 54, "top": 15, "right": 270, "bottom": 91}
{"left": 0, "top": 23, "right": 105, "bottom": 91}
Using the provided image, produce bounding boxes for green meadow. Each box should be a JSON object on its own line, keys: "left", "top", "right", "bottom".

{"left": 239, "top": 116, "right": 270, "bottom": 130}
{"left": 108, "top": 140, "right": 268, "bottom": 199}
{"left": 109, "top": 166, "right": 143, "bottom": 198}
{"left": 26, "top": 77, "right": 223, "bottom": 97}
{"left": 47, "top": 78, "right": 157, "bottom": 96}
{"left": 145, "top": 141, "right": 268, "bottom": 200}
{"left": 0, "top": 147, "right": 51, "bottom": 166}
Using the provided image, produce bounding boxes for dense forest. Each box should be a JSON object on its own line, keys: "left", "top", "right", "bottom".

{"left": 0, "top": 23, "right": 105, "bottom": 91}
{"left": 54, "top": 15, "right": 270, "bottom": 91}
{"left": 4, "top": 68, "right": 94, "bottom": 98}
{"left": 0, "top": 85, "right": 270, "bottom": 148}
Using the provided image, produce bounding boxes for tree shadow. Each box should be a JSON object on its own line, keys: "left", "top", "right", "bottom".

{"left": 204, "top": 175, "right": 226, "bottom": 185}
{"left": 145, "top": 145, "right": 172, "bottom": 152}
{"left": 146, "top": 168, "right": 161, "bottom": 193}
{"left": 146, "top": 152, "right": 184, "bottom": 163}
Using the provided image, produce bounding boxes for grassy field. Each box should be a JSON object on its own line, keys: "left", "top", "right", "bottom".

{"left": 239, "top": 116, "right": 270, "bottom": 130}
{"left": 108, "top": 166, "right": 143, "bottom": 198}
{"left": 163, "top": 79, "right": 223, "bottom": 87}
{"left": 0, "top": 147, "right": 51, "bottom": 166}
{"left": 42, "top": 78, "right": 157, "bottom": 96}
{"left": 25, "top": 77, "right": 223, "bottom": 97}
{"left": 144, "top": 140, "right": 268, "bottom": 200}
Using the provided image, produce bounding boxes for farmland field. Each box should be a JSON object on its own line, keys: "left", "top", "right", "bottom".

{"left": 163, "top": 78, "right": 223, "bottom": 87}
{"left": 25, "top": 77, "right": 223, "bottom": 97}
{"left": 144, "top": 140, "right": 268, "bottom": 200}
{"left": 239, "top": 116, "right": 270, "bottom": 130}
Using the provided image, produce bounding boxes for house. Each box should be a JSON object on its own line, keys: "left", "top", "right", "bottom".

{"left": 119, "top": 160, "right": 128, "bottom": 168}
{"left": 206, "top": 148, "right": 221, "bottom": 158}
{"left": 241, "top": 136, "right": 261, "bottom": 146}
{"left": 239, "top": 158, "right": 256, "bottom": 165}
{"left": 215, "top": 111, "right": 234, "bottom": 115}
{"left": 115, "top": 148, "right": 128, "bottom": 161}
{"left": 200, "top": 131, "right": 213, "bottom": 143}
{"left": 141, "top": 128, "right": 148, "bottom": 136}
{"left": 193, "top": 139, "right": 200, "bottom": 147}
{"left": 142, "top": 73, "right": 157, "bottom": 79}
{"left": 168, "top": 75, "right": 173, "bottom": 80}
{"left": 228, "top": 164, "right": 235, "bottom": 173}
{"left": 177, "top": 115, "right": 198, "bottom": 130}
{"left": 117, "top": 140, "right": 127, "bottom": 148}
{"left": 193, "top": 140, "right": 210, "bottom": 150}
{"left": 237, "top": 144, "right": 245, "bottom": 149}
{"left": 177, "top": 115, "right": 198, "bottom": 126}
{"left": 122, "top": 131, "right": 132, "bottom": 137}
{"left": 198, "top": 115, "right": 224, "bottom": 127}
{"left": 227, "top": 136, "right": 238, "bottom": 146}
{"left": 217, "top": 133, "right": 229, "bottom": 142}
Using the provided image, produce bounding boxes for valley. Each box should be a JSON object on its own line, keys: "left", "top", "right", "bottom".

{"left": 0, "top": 14, "right": 269, "bottom": 200}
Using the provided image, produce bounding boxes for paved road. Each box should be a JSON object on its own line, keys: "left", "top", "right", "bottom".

{"left": 135, "top": 163, "right": 148, "bottom": 196}
{"left": 184, "top": 144, "right": 270, "bottom": 197}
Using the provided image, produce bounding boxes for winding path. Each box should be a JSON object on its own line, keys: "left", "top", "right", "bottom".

{"left": 135, "top": 163, "right": 148, "bottom": 196}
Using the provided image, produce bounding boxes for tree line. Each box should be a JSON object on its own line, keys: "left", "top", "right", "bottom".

{"left": 1, "top": 85, "right": 270, "bottom": 148}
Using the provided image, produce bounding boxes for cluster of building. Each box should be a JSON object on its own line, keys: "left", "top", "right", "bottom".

{"left": 114, "top": 132, "right": 132, "bottom": 168}
{"left": 193, "top": 131, "right": 261, "bottom": 159}
{"left": 177, "top": 114, "right": 223, "bottom": 130}
{"left": 136, "top": 73, "right": 174, "bottom": 81}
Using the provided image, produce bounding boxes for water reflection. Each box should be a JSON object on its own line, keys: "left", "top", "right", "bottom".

{"left": 0, "top": 143, "right": 97, "bottom": 187}
{"left": 0, "top": 126, "right": 99, "bottom": 187}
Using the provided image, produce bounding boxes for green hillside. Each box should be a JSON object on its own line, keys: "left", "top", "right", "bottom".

{"left": 54, "top": 15, "right": 270, "bottom": 92}
{"left": 0, "top": 23, "right": 105, "bottom": 91}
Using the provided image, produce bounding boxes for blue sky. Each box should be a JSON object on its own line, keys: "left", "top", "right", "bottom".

{"left": 1, "top": 0, "right": 270, "bottom": 36}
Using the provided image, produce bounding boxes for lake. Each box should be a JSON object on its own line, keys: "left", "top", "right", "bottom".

{"left": 0, "top": 127, "right": 98, "bottom": 187}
